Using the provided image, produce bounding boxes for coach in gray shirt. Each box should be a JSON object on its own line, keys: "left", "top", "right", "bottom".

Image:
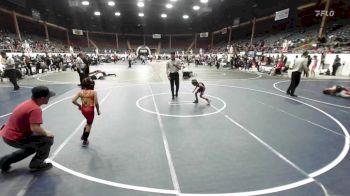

{"left": 286, "top": 51, "right": 309, "bottom": 97}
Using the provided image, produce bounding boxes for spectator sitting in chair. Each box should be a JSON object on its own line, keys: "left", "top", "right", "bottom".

{"left": 182, "top": 66, "right": 193, "bottom": 79}
{"left": 282, "top": 63, "right": 290, "bottom": 73}
{"left": 270, "top": 59, "right": 285, "bottom": 75}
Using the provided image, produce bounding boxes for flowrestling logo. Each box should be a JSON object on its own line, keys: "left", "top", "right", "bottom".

{"left": 315, "top": 10, "right": 335, "bottom": 17}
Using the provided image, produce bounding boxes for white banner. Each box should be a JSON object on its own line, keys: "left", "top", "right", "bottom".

{"left": 152, "top": 34, "right": 161, "bottom": 39}
{"left": 72, "top": 29, "right": 84, "bottom": 35}
{"left": 275, "top": 8, "right": 289, "bottom": 21}
{"left": 200, "top": 32, "right": 209, "bottom": 38}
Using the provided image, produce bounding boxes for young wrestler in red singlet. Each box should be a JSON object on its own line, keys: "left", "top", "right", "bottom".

{"left": 72, "top": 78, "right": 101, "bottom": 146}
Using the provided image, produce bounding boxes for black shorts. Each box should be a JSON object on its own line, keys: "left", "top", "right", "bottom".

{"left": 197, "top": 87, "right": 205, "bottom": 93}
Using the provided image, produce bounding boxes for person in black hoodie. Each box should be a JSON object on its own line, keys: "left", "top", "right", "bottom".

{"left": 332, "top": 55, "right": 341, "bottom": 76}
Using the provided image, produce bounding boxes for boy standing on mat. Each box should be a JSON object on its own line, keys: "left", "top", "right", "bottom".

{"left": 191, "top": 79, "right": 210, "bottom": 105}
{"left": 72, "top": 77, "right": 101, "bottom": 146}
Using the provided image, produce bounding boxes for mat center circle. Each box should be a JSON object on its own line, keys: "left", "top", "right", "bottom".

{"left": 136, "top": 92, "right": 226, "bottom": 118}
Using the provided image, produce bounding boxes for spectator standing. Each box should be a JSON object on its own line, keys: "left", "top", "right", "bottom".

{"left": 332, "top": 55, "right": 341, "bottom": 76}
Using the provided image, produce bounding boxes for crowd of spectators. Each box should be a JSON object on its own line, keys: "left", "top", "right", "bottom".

{"left": 1, "top": 19, "right": 350, "bottom": 56}
{"left": 0, "top": 30, "right": 68, "bottom": 53}
{"left": 0, "top": 18, "right": 349, "bottom": 81}
{"left": 209, "top": 20, "right": 350, "bottom": 54}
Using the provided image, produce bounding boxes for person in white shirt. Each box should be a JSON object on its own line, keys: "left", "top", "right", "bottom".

{"left": 1, "top": 51, "right": 19, "bottom": 90}
{"left": 286, "top": 51, "right": 309, "bottom": 97}
{"left": 127, "top": 51, "right": 135, "bottom": 68}
{"left": 166, "top": 52, "right": 182, "bottom": 99}
{"left": 292, "top": 55, "right": 298, "bottom": 69}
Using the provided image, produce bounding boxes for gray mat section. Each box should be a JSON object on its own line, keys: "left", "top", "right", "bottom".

{"left": 1, "top": 65, "right": 349, "bottom": 195}
{"left": 23, "top": 169, "right": 175, "bottom": 196}
{"left": 51, "top": 85, "right": 174, "bottom": 190}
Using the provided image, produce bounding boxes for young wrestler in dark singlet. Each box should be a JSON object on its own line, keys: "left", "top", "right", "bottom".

{"left": 191, "top": 79, "right": 210, "bottom": 105}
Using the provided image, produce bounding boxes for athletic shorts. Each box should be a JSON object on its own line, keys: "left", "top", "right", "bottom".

{"left": 197, "top": 87, "right": 205, "bottom": 93}
{"left": 81, "top": 106, "right": 95, "bottom": 124}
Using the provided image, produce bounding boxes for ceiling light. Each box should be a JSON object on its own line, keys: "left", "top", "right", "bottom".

{"left": 94, "top": 11, "right": 101, "bottom": 16}
{"left": 165, "top": 4, "right": 173, "bottom": 9}
{"left": 200, "top": 0, "right": 208, "bottom": 3}
{"left": 161, "top": 14, "right": 167, "bottom": 18}
{"left": 115, "top": 12, "right": 121, "bottom": 16}
{"left": 138, "top": 13, "right": 144, "bottom": 17}
{"left": 82, "top": 1, "right": 89, "bottom": 6}
{"left": 193, "top": 5, "right": 200, "bottom": 10}
{"left": 137, "top": 2, "right": 144, "bottom": 7}
{"left": 107, "top": 1, "right": 115, "bottom": 6}
{"left": 297, "top": 2, "right": 317, "bottom": 10}
{"left": 170, "top": 0, "right": 177, "bottom": 2}
{"left": 183, "top": 14, "right": 189, "bottom": 19}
